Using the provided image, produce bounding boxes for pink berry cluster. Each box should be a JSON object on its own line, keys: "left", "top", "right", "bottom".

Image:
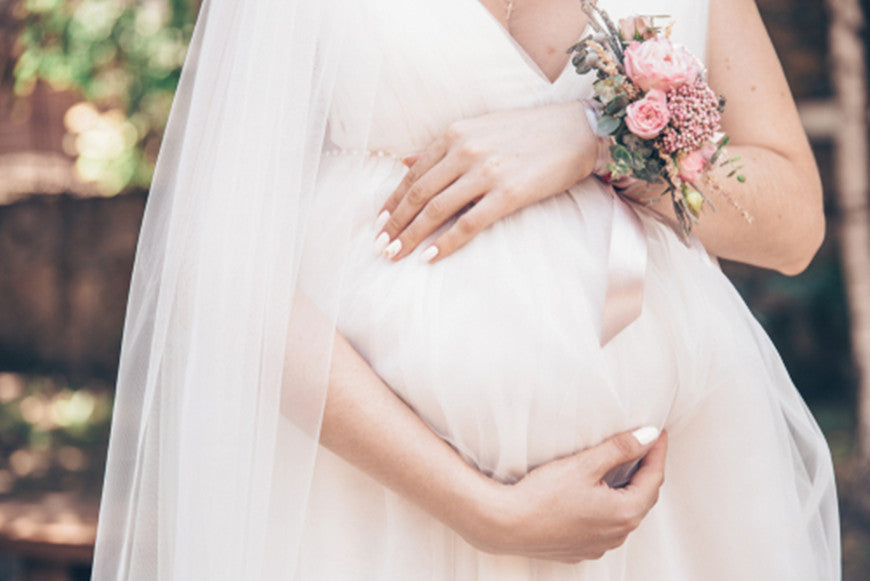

{"left": 660, "top": 80, "right": 721, "bottom": 155}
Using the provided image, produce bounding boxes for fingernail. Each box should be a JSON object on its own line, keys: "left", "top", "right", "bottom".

{"left": 401, "top": 155, "right": 417, "bottom": 167}
{"left": 631, "top": 426, "right": 659, "bottom": 446}
{"left": 374, "top": 210, "right": 390, "bottom": 231}
{"left": 420, "top": 246, "right": 438, "bottom": 263}
{"left": 384, "top": 239, "right": 402, "bottom": 259}
{"left": 374, "top": 232, "right": 390, "bottom": 255}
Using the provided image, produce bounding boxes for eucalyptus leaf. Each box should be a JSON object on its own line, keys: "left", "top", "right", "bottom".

{"left": 604, "top": 97, "right": 627, "bottom": 116}
{"left": 597, "top": 115, "right": 621, "bottom": 136}
{"left": 611, "top": 144, "right": 631, "bottom": 163}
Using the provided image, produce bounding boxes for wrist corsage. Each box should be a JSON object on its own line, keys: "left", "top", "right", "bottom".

{"left": 571, "top": 0, "right": 747, "bottom": 236}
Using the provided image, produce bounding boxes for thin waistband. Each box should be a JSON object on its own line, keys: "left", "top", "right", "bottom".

{"left": 322, "top": 147, "right": 404, "bottom": 160}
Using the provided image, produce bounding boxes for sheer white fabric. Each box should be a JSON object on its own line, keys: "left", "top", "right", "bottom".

{"left": 92, "top": 0, "right": 380, "bottom": 577}
{"left": 93, "top": 0, "right": 840, "bottom": 579}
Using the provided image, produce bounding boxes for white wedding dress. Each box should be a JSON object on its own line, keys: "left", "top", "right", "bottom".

{"left": 91, "top": 0, "right": 839, "bottom": 579}
{"left": 293, "top": 0, "right": 840, "bottom": 579}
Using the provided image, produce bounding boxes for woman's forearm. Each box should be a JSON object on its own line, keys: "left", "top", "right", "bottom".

{"left": 320, "top": 329, "right": 502, "bottom": 545}
{"left": 695, "top": 0, "right": 824, "bottom": 274}
{"left": 317, "top": 325, "right": 668, "bottom": 561}
{"left": 631, "top": 142, "right": 824, "bottom": 275}
{"left": 699, "top": 144, "right": 823, "bottom": 275}
{"left": 284, "top": 292, "right": 501, "bottom": 543}
{"left": 623, "top": 0, "right": 824, "bottom": 275}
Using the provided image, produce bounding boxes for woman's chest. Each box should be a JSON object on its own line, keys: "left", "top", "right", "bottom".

{"left": 475, "top": 0, "right": 590, "bottom": 83}
{"left": 327, "top": 0, "right": 593, "bottom": 152}
{"left": 327, "top": 0, "right": 708, "bottom": 153}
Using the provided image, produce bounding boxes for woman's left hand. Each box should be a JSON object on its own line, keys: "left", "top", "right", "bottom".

{"left": 374, "top": 101, "right": 598, "bottom": 262}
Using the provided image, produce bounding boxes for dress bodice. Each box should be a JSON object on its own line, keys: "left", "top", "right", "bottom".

{"left": 323, "top": 0, "right": 714, "bottom": 482}
{"left": 327, "top": 0, "right": 709, "bottom": 154}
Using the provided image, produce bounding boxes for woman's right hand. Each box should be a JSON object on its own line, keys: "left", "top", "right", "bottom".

{"left": 464, "top": 428, "right": 668, "bottom": 563}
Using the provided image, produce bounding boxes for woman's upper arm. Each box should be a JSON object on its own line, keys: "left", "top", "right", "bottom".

{"left": 703, "top": 0, "right": 824, "bottom": 271}
{"left": 706, "top": 0, "right": 821, "bottom": 188}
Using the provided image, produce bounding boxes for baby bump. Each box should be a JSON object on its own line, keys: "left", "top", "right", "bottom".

{"left": 330, "top": 157, "right": 680, "bottom": 482}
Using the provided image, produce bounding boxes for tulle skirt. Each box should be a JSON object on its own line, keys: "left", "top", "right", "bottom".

{"left": 294, "top": 153, "right": 839, "bottom": 580}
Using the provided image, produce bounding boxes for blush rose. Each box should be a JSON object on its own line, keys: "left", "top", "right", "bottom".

{"left": 625, "top": 89, "right": 671, "bottom": 140}
{"left": 677, "top": 149, "right": 708, "bottom": 182}
{"left": 624, "top": 38, "right": 700, "bottom": 93}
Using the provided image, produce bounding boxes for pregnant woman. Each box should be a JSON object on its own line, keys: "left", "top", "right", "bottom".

{"left": 93, "top": 0, "right": 840, "bottom": 579}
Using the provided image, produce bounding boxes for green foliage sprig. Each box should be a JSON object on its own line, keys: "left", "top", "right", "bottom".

{"left": 12, "top": 0, "right": 197, "bottom": 194}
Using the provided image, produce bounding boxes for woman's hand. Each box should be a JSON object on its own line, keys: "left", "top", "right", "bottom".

{"left": 466, "top": 428, "right": 668, "bottom": 563}
{"left": 323, "top": 326, "right": 667, "bottom": 563}
{"left": 373, "top": 100, "right": 598, "bottom": 262}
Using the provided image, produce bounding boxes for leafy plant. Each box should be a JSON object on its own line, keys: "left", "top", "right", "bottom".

{"left": 12, "top": 0, "right": 197, "bottom": 194}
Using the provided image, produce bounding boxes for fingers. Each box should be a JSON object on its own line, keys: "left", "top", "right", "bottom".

{"left": 378, "top": 142, "right": 445, "bottom": 218}
{"left": 374, "top": 153, "right": 510, "bottom": 262}
{"left": 495, "top": 428, "right": 667, "bottom": 564}
{"left": 385, "top": 175, "right": 485, "bottom": 261}
{"left": 424, "top": 193, "right": 505, "bottom": 262}
{"left": 375, "top": 127, "right": 508, "bottom": 261}
{"left": 584, "top": 426, "right": 662, "bottom": 483}
{"left": 601, "top": 430, "right": 667, "bottom": 534}
{"left": 622, "top": 429, "right": 668, "bottom": 508}
{"left": 372, "top": 154, "right": 420, "bottom": 234}
{"left": 377, "top": 158, "right": 460, "bottom": 255}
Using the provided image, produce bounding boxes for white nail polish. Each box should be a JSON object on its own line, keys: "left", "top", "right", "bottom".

{"left": 384, "top": 239, "right": 402, "bottom": 259}
{"left": 374, "top": 210, "right": 390, "bottom": 231}
{"left": 421, "top": 246, "right": 439, "bottom": 263}
{"left": 631, "top": 426, "right": 659, "bottom": 445}
{"left": 374, "top": 232, "right": 390, "bottom": 255}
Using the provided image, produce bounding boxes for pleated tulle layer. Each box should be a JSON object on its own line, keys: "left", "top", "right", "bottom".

{"left": 294, "top": 151, "right": 839, "bottom": 580}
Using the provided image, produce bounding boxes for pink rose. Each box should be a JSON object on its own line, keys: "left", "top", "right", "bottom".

{"left": 677, "top": 149, "right": 708, "bottom": 182}
{"left": 624, "top": 38, "right": 700, "bottom": 93}
{"left": 625, "top": 89, "right": 671, "bottom": 139}
{"left": 619, "top": 16, "right": 655, "bottom": 41}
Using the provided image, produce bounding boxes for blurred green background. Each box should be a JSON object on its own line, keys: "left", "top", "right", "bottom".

{"left": 0, "top": 0, "right": 869, "bottom": 579}
{"left": 8, "top": 0, "right": 195, "bottom": 194}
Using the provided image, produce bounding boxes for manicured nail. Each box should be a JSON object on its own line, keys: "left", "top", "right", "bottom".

{"left": 421, "top": 246, "right": 438, "bottom": 263}
{"left": 384, "top": 239, "right": 402, "bottom": 259}
{"left": 374, "top": 210, "right": 390, "bottom": 231}
{"left": 631, "top": 426, "right": 659, "bottom": 445}
{"left": 374, "top": 232, "right": 390, "bottom": 255}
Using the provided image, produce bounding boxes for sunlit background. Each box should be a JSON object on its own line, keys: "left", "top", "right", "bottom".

{"left": 0, "top": 0, "right": 869, "bottom": 579}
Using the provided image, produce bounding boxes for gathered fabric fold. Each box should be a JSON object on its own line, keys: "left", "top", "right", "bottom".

{"left": 600, "top": 189, "right": 648, "bottom": 345}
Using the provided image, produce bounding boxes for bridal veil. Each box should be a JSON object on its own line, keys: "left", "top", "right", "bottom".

{"left": 92, "top": 0, "right": 384, "bottom": 577}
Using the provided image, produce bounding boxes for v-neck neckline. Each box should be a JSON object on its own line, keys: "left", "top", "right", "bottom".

{"left": 471, "top": 1, "right": 590, "bottom": 86}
